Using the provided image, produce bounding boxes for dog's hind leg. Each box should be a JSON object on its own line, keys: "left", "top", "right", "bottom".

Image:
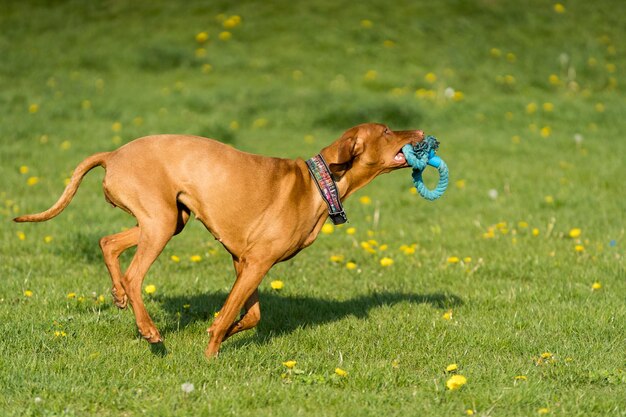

{"left": 100, "top": 227, "right": 140, "bottom": 309}
{"left": 121, "top": 215, "right": 181, "bottom": 343}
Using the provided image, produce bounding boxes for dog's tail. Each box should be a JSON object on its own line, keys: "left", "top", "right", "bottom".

{"left": 13, "top": 152, "right": 110, "bottom": 223}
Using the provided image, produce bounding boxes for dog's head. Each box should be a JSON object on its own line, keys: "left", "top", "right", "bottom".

{"left": 321, "top": 123, "right": 424, "bottom": 179}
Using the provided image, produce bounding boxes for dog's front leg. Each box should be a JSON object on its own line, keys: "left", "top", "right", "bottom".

{"left": 206, "top": 260, "right": 271, "bottom": 357}
{"left": 223, "top": 289, "right": 260, "bottom": 341}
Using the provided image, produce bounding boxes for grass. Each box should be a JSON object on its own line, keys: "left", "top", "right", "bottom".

{"left": 1, "top": 0, "right": 625, "bottom": 415}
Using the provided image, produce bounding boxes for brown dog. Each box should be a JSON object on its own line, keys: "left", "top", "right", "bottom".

{"left": 15, "top": 123, "right": 424, "bottom": 357}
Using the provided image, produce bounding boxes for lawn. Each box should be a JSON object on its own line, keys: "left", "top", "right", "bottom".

{"left": 1, "top": 0, "right": 624, "bottom": 416}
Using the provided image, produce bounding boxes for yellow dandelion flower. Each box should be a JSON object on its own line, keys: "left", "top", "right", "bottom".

{"left": 542, "top": 102, "right": 554, "bottom": 112}
{"left": 364, "top": 70, "right": 378, "bottom": 81}
{"left": 490, "top": 48, "right": 502, "bottom": 58}
{"left": 409, "top": 187, "right": 418, "bottom": 195}
{"left": 29, "top": 104, "right": 39, "bottom": 114}
{"left": 595, "top": 103, "right": 605, "bottom": 113}
{"left": 515, "top": 375, "right": 528, "bottom": 380}
{"left": 526, "top": 102, "right": 537, "bottom": 114}
{"left": 541, "top": 352, "right": 553, "bottom": 359}
{"left": 19, "top": 165, "right": 29, "bottom": 174}
{"left": 360, "top": 241, "right": 375, "bottom": 253}
{"left": 553, "top": 2, "right": 565, "bottom": 13}
{"left": 111, "top": 122, "right": 122, "bottom": 132}
{"left": 335, "top": 368, "right": 348, "bottom": 377}
{"left": 17, "top": 231, "right": 26, "bottom": 241}
{"left": 447, "top": 256, "right": 460, "bottom": 264}
{"left": 400, "top": 244, "right": 416, "bottom": 255}
{"left": 321, "top": 223, "right": 334, "bottom": 234}
{"left": 170, "top": 255, "right": 180, "bottom": 263}
{"left": 282, "top": 360, "right": 297, "bottom": 369}
{"left": 195, "top": 48, "right": 207, "bottom": 58}
{"left": 379, "top": 244, "right": 388, "bottom": 251}
{"left": 569, "top": 228, "right": 582, "bottom": 238}
{"left": 544, "top": 195, "right": 554, "bottom": 204}
{"left": 202, "top": 63, "right": 213, "bottom": 73}
{"left": 463, "top": 257, "right": 472, "bottom": 263}
{"left": 606, "top": 63, "right": 616, "bottom": 73}
{"left": 424, "top": 72, "right": 437, "bottom": 84}
{"left": 253, "top": 118, "right": 268, "bottom": 128}
{"left": 67, "top": 292, "right": 76, "bottom": 299}
{"left": 380, "top": 257, "right": 394, "bottom": 267}
{"left": 27, "top": 176, "right": 40, "bottom": 186}
{"left": 446, "top": 374, "right": 467, "bottom": 390}
{"left": 453, "top": 91, "right": 465, "bottom": 101}
{"left": 195, "top": 31, "right": 209, "bottom": 43}
{"left": 504, "top": 74, "right": 516, "bottom": 85}
{"left": 44, "top": 236, "right": 53, "bottom": 244}
{"left": 549, "top": 74, "right": 561, "bottom": 85}
{"left": 532, "top": 228, "right": 540, "bottom": 237}
{"left": 540, "top": 126, "right": 551, "bottom": 138}
{"left": 330, "top": 254, "right": 345, "bottom": 263}
{"left": 346, "top": 262, "right": 357, "bottom": 270}
{"left": 506, "top": 52, "right": 516, "bottom": 62}
{"left": 144, "top": 284, "right": 156, "bottom": 295}
{"left": 383, "top": 40, "right": 395, "bottom": 48}
{"left": 190, "top": 255, "right": 202, "bottom": 262}
{"left": 591, "top": 282, "right": 602, "bottom": 290}
{"left": 359, "top": 195, "right": 372, "bottom": 205}
{"left": 24, "top": 290, "right": 33, "bottom": 297}
{"left": 213, "top": 311, "right": 220, "bottom": 318}
{"left": 360, "top": 19, "right": 373, "bottom": 28}
{"left": 218, "top": 31, "right": 232, "bottom": 41}
{"left": 442, "top": 310, "right": 453, "bottom": 320}
{"left": 466, "top": 410, "right": 475, "bottom": 416}
{"left": 518, "top": 221, "right": 529, "bottom": 228}
{"left": 446, "top": 363, "right": 458, "bottom": 372}
{"left": 270, "top": 280, "right": 284, "bottom": 290}
{"left": 223, "top": 15, "right": 241, "bottom": 29}
{"left": 346, "top": 227, "right": 356, "bottom": 235}
{"left": 574, "top": 244, "right": 585, "bottom": 252}
{"left": 538, "top": 407, "right": 550, "bottom": 415}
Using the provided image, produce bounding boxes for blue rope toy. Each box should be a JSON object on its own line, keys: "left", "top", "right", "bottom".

{"left": 401, "top": 135, "right": 449, "bottom": 201}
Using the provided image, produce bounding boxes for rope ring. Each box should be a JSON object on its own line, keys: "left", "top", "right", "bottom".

{"left": 401, "top": 136, "right": 449, "bottom": 201}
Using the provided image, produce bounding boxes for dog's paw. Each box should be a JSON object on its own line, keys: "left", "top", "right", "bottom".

{"left": 111, "top": 287, "right": 128, "bottom": 309}
{"left": 141, "top": 328, "right": 163, "bottom": 344}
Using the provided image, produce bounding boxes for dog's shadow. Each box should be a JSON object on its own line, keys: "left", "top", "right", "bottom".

{"left": 156, "top": 290, "right": 463, "bottom": 348}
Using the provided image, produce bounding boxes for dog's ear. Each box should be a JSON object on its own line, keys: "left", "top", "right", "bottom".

{"left": 322, "top": 128, "right": 363, "bottom": 179}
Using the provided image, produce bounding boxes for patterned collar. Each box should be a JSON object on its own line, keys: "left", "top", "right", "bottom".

{"left": 305, "top": 154, "right": 348, "bottom": 225}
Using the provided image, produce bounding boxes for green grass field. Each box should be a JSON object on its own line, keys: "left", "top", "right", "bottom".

{"left": 1, "top": 1, "right": 624, "bottom": 416}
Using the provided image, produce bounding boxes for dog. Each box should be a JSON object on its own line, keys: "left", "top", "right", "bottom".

{"left": 14, "top": 123, "right": 424, "bottom": 357}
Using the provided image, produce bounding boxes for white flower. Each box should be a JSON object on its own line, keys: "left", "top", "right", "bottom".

{"left": 573, "top": 133, "right": 583, "bottom": 145}
{"left": 444, "top": 87, "right": 455, "bottom": 99}
{"left": 488, "top": 189, "right": 498, "bottom": 200}
{"left": 181, "top": 382, "right": 195, "bottom": 393}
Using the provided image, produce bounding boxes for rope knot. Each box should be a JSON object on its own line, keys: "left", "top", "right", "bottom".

{"left": 402, "top": 135, "right": 449, "bottom": 201}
